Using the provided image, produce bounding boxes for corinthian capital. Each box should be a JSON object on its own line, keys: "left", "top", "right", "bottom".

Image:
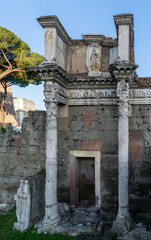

{"left": 45, "top": 102, "right": 58, "bottom": 117}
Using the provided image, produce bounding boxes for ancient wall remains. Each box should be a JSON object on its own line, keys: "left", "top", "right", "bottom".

{"left": 57, "top": 103, "right": 151, "bottom": 214}
{"left": 0, "top": 111, "right": 46, "bottom": 203}
{"left": 0, "top": 96, "right": 151, "bottom": 215}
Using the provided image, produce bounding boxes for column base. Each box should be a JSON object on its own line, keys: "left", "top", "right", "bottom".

{"left": 112, "top": 213, "right": 133, "bottom": 237}
{"left": 38, "top": 214, "right": 61, "bottom": 234}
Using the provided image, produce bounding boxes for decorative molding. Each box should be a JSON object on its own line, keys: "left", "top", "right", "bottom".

{"left": 30, "top": 62, "right": 69, "bottom": 88}
{"left": 118, "top": 100, "right": 129, "bottom": 116}
{"left": 83, "top": 34, "right": 105, "bottom": 45}
{"left": 37, "top": 15, "right": 71, "bottom": 45}
{"left": 45, "top": 102, "right": 58, "bottom": 117}
{"left": 68, "top": 72, "right": 116, "bottom": 88}
{"left": 114, "top": 14, "right": 134, "bottom": 47}
{"left": 109, "top": 60, "right": 138, "bottom": 84}
{"left": 83, "top": 34, "right": 117, "bottom": 47}
{"left": 44, "top": 81, "right": 68, "bottom": 105}
{"left": 114, "top": 14, "right": 134, "bottom": 27}
{"left": 30, "top": 62, "right": 151, "bottom": 106}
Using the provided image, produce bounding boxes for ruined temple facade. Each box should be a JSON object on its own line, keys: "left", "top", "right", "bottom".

{"left": 14, "top": 14, "right": 151, "bottom": 235}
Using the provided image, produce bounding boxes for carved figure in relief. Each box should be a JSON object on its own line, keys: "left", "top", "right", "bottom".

{"left": 14, "top": 180, "right": 30, "bottom": 231}
{"left": 90, "top": 48, "right": 100, "bottom": 71}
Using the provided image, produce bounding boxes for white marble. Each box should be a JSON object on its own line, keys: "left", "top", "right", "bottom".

{"left": 110, "top": 47, "right": 118, "bottom": 64}
{"left": 44, "top": 28, "right": 57, "bottom": 62}
{"left": 112, "top": 79, "right": 133, "bottom": 236}
{"left": 86, "top": 44, "right": 102, "bottom": 75}
{"left": 118, "top": 25, "right": 129, "bottom": 61}
{"left": 14, "top": 180, "right": 30, "bottom": 232}
{"left": 41, "top": 82, "right": 60, "bottom": 232}
{"left": 56, "top": 35, "right": 66, "bottom": 69}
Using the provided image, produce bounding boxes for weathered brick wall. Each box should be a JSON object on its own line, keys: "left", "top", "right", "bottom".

{"left": 129, "top": 105, "right": 151, "bottom": 213}
{"left": 1, "top": 104, "right": 151, "bottom": 215}
{"left": 57, "top": 105, "right": 118, "bottom": 212}
{"left": 27, "top": 174, "right": 45, "bottom": 227}
{"left": 0, "top": 111, "right": 46, "bottom": 202}
{"left": 67, "top": 41, "right": 111, "bottom": 74}
{"left": 57, "top": 104, "right": 151, "bottom": 214}
{"left": 101, "top": 47, "right": 110, "bottom": 72}
{"left": 67, "top": 40, "right": 88, "bottom": 74}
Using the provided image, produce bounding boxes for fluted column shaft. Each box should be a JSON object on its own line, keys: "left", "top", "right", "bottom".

{"left": 42, "top": 82, "right": 60, "bottom": 232}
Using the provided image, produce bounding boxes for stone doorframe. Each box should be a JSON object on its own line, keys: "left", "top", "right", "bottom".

{"left": 70, "top": 150, "right": 101, "bottom": 208}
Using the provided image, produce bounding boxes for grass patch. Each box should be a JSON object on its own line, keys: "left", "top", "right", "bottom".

{"left": 0, "top": 207, "right": 76, "bottom": 240}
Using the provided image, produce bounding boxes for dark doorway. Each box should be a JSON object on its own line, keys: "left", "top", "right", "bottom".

{"left": 78, "top": 157, "right": 95, "bottom": 207}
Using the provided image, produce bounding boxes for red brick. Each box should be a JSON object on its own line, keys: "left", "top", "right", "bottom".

{"left": 83, "top": 111, "right": 96, "bottom": 127}
{"left": 82, "top": 140, "right": 103, "bottom": 151}
{"left": 129, "top": 130, "right": 143, "bottom": 162}
{"left": 12, "top": 134, "right": 21, "bottom": 146}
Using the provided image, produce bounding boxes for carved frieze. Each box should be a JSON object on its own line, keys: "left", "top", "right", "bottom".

{"left": 45, "top": 102, "right": 58, "bottom": 117}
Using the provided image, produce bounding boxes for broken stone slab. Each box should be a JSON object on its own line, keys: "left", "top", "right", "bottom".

{"left": 0, "top": 202, "right": 15, "bottom": 214}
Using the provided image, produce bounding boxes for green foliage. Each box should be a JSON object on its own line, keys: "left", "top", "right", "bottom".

{"left": 0, "top": 207, "right": 76, "bottom": 240}
{"left": 0, "top": 126, "right": 6, "bottom": 133}
{"left": 0, "top": 26, "right": 44, "bottom": 88}
{"left": 37, "top": 168, "right": 46, "bottom": 175}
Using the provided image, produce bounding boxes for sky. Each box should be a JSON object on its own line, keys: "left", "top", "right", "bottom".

{"left": 0, "top": 0, "right": 151, "bottom": 110}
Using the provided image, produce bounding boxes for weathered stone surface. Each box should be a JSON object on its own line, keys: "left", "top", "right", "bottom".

{"left": 14, "top": 174, "right": 45, "bottom": 231}
{"left": 82, "top": 140, "right": 103, "bottom": 151}
{"left": 0, "top": 111, "right": 46, "bottom": 202}
{"left": 14, "top": 180, "right": 30, "bottom": 232}
{"left": 129, "top": 130, "right": 144, "bottom": 162}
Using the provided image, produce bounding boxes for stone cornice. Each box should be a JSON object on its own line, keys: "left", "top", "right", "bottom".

{"left": 109, "top": 60, "right": 138, "bottom": 84}
{"left": 83, "top": 34, "right": 105, "bottom": 45}
{"left": 68, "top": 72, "right": 116, "bottom": 88}
{"left": 83, "top": 34, "right": 117, "bottom": 47}
{"left": 30, "top": 62, "right": 69, "bottom": 88}
{"left": 114, "top": 14, "right": 134, "bottom": 47}
{"left": 114, "top": 14, "right": 134, "bottom": 27}
{"left": 37, "top": 15, "right": 71, "bottom": 45}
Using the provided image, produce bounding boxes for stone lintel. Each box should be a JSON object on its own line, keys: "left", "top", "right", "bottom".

{"left": 114, "top": 14, "right": 134, "bottom": 47}
{"left": 37, "top": 15, "right": 71, "bottom": 45}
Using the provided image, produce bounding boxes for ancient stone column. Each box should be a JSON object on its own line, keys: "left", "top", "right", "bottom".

{"left": 109, "top": 61, "right": 137, "bottom": 236}
{"left": 42, "top": 81, "right": 60, "bottom": 232}
{"left": 114, "top": 74, "right": 132, "bottom": 235}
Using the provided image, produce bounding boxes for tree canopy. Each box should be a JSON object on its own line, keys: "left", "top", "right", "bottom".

{"left": 0, "top": 26, "right": 43, "bottom": 122}
{"left": 0, "top": 26, "right": 43, "bottom": 88}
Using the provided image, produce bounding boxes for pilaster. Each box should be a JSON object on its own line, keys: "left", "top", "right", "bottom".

{"left": 114, "top": 14, "right": 134, "bottom": 61}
